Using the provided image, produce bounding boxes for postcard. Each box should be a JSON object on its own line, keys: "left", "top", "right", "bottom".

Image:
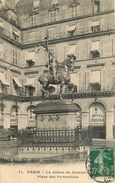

{"left": 0, "top": 0, "right": 115, "bottom": 183}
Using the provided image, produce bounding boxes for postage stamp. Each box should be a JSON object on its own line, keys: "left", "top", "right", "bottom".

{"left": 86, "top": 147, "right": 115, "bottom": 183}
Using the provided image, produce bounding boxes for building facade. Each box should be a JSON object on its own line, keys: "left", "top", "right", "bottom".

{"left": 0, "top": 0, "right": 115, "bottom": 141}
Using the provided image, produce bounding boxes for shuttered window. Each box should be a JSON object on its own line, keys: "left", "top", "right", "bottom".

{"left": 111, "top": 68, "right": 115, "bottom": 90}
{"left": 101, "top": 69, "right": 107, "bottom": 91}
{"left": 85, "top": 71, "right": 91, "bottom": 91}
{"left": 77, "top": 71, "right": 83, "bottom": 92}
{"left": 49, "top": 11, "right": 57, "bottom": 22}
{"left": 13, "top": 49, "right": 18, "bottom": 65}
{"left": 48, "top": 27, "right": 55, "bottom": 38}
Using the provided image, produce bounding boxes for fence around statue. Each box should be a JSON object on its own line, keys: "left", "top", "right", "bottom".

{"left": 17, "top": 127, "right": 92, "bottom": 147}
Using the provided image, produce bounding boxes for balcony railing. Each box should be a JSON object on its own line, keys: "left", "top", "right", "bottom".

{"left": 22, "top": 24, "right": 114, "bottom": 45}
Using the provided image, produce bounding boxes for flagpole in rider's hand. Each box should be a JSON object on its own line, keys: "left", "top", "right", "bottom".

{"left": 44, "top": 29, "right": 51, "bottom": 67}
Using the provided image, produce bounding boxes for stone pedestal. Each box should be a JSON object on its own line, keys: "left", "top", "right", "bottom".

{"left": 34, "top": 101, "right": 80, "bottom": 129}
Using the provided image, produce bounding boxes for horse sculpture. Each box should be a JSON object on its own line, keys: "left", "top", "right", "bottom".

{"left": 38, "top": 55, "right": 76, "bottom": 97}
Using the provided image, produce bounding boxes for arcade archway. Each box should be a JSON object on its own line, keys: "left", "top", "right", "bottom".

{"left": 89, "top": 102, "right": 106, "bottom": 139}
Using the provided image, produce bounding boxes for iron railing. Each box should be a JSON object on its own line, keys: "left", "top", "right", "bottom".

{"left": 0, "top": 90, "right": 115, "bottom": 102}
{"left": 17, "top": 127, "right": 92, "bottom": 147}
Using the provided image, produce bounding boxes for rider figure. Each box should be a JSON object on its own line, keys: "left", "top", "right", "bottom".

{"left": 49, "top": 56, "right": 58, "bottom": 80}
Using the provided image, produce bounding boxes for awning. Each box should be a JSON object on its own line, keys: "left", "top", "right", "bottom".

{"left": 24, "top": 78, "right": 36, "bottom": 88}
{"left": 26, "top": 51, "right": 36, "bottom": 61}
{"left": 70, "top": 73, "right": 78, "bottom": 85}
{"left": 67, "top": 45, "right": 76, "bottom": 55}
{"left": 13, "top": 31, "right": 19, "bottom": 37}
{"left": 67, "top": 25, "right": 76, "bottom": 32}
{"left": 13, "top": 77, "right": 22, "bottom": 88}
{"left": 0, "top": 72, "right": 9, "bottom": 86}
{"left": 91, "top": 21, "right": 100, "bottom": 26}
{"left": 90, "top": 71, "right": 100, "bottom": 84}
{"left": 91, "top": 41, "right": 100, "bottom": 51}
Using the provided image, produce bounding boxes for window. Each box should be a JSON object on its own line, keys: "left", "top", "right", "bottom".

{"left": 70, "top": 0, "right": 80, "bottom": 6}
{"left": 13, "top": 49, "right": 18, "bottom": 65}
{"left": 26, "top": 51, "right": 35, "bottom": 67}
{"left": 67, "top": 25, "right": 76, "bottom": 37}
{"left": 70, "top": 5, "right": 78, "bottom": 17}
{"left": 93, "top": 0, "right": 100, "bottom": 14}
{"left": 69, "top": 0, "right": 80, "bottom": 17}
{"left": 48, "top": 27, "right": 55, "bottom": 39}
{"left": 91, "top": 21, "right": 100, "bottom": 32}
{"left": 90, "top": 50, "right": 100, "bottom": 58}
{"left": 90, "top": 41, "right": 100, "bottom": 59}
{"left": 111, "top": 68, "right": 115, "bottom": 90}
{"left": 24, "top": 78, "right": 36, "bottom": 96}
{"left": 27, "top": 87, "right": 35, "bottom": 96}
{"left": 26, "top": 60, "right": 35, "bottom": 67}
{"left": 31, "top": 14, "right": 39, "bottom": 26}
{"left": 90, "top": 70, "right": 101, "bottom": 91}
{"left": 67, "top": 44, "right": 76, "bottom": 56}
{"left": 49, "top": 10, "right": 57, "bottom": 22}
{"left": 28, "top": 31, "right": 37, "bottom": 41}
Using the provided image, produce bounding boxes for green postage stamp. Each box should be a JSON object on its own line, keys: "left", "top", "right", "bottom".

{"left": 86, "top": 147, "right": 115, "bottom": 183}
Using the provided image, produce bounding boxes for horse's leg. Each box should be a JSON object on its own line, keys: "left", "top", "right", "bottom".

{"left": 41, "top": 88, "right": 45, "bottom": 97}
{"left": 41, "top": 82, "right": 49, "bottom": 97}
{"left": 59, "top": 81, "right": 65, "bottom": 100}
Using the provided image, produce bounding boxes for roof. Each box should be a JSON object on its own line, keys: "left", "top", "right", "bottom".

{"left": 16, "top": 0, "right": 72, "bottom": 16}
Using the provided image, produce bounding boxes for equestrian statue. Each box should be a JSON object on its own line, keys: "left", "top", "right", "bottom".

{"left": 38, "top": 37, "right": 76, "bottom": 97}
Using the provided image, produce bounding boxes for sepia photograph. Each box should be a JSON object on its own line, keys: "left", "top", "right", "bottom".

{"left": 0, "top": 0, "right": 115, "bottom": 182}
